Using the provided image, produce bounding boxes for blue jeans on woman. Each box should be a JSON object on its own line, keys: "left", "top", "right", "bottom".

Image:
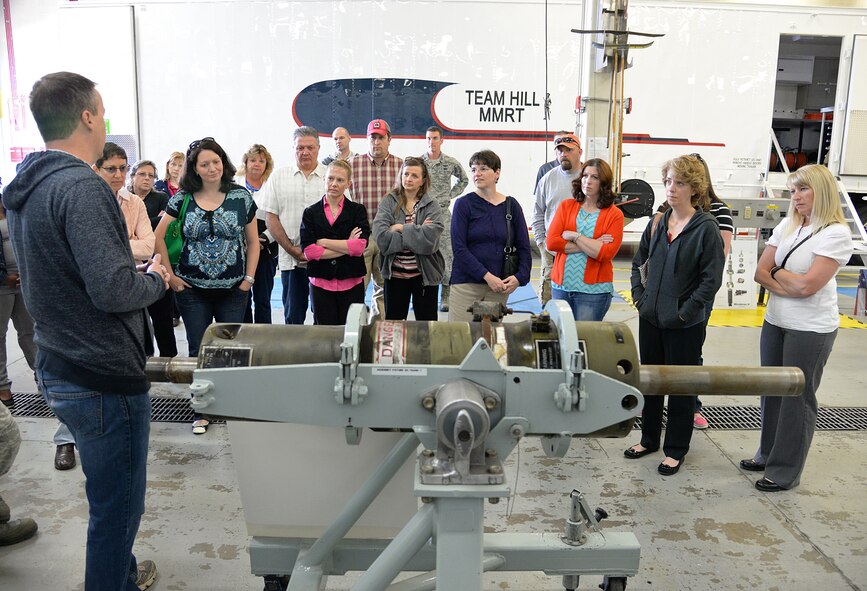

{"left": 38, "top": 369, "right": 150, "bottom": 591}
{"left": 551, "top": 289, "right": 612, "bottom": 321}
{"left": 176, "top": 286, "right": 249, "bottom": 357}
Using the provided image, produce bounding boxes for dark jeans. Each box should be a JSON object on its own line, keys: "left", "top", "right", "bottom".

{"left": 551, "top": 289, "right": 612, "bottom": 321}
{"left": 695, "top": 303, "right": 714, "bottom": 413}
{"left": 384, "top": 276, "right": 439, "bottom": 321}
{"left": 175, "top": 286, "right": 249, "bottom": 357}
{"left": 38, "top": 369, "right": 150, "bottom": 591}
{"left": 637, "top": 317, "right": 703, "bottom": 460}
{"left": 147, "top": 290, "right": 178, "bottom": 357}
{"left": 281, "top": 268, "right": 310, "bottom": 325}
{"left": 245, "top": 254, "right": 278, "bottom": 324}
{"left": 311, "top": 283, "right": 364, "bottom": 325}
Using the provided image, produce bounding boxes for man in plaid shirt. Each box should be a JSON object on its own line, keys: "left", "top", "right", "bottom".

{"left": 349, "top": 119, "right": 403, "bottom": 316}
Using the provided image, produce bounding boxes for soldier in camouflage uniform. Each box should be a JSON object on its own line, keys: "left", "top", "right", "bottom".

{"left": 421, "top": 126, "right": 468, "bottom": 312}
{"left": 0, "top": 402, "right": 38, "bottom": 545}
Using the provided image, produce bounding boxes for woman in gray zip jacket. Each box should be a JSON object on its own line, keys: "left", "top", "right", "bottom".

{"left": 624, "top": 155, "right": 724, "bottom": 476}
{"left": 373, "top": 157, "right": 445, "bottom": 320}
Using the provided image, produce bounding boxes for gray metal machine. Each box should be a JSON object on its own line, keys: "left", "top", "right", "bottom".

{"left": 148, "top": 301, "right": 803, "bottom": 591}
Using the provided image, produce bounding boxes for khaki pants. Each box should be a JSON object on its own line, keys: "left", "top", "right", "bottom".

{"left": 362, "top": 240, "right": 385, "bottom": 316}
{"left": 448, "top": 283, "right": 509, "bottom": 322}
{"left": 537, "top": 249, "right": 555, "bottom": 306}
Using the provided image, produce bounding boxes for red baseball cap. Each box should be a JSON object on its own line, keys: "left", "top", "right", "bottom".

{"left": 367, "top": 119, "right": 391, "bottom": 137}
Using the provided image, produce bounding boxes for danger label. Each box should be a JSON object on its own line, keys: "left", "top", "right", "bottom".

{"left": 374, "top": 320, "right": 406, "bottom": 365}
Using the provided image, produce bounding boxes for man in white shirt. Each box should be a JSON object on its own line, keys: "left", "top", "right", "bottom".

{"left": 531, "top": 131, "right": 583, "bottom": 306}
{"left": 257, "top": 126, "right": 326, "bottom": 324}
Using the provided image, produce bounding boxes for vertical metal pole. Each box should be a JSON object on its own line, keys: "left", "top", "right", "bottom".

{"left": 301, "top": 433, "right": 418, "bottom": 567}
{"left": 353, "top": 504, "right": 435, "bottom": 591}
{"left": 434, "top": 497, "right": 485, "bottom": 591}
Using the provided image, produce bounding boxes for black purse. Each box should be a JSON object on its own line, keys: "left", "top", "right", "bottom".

{"left": 502, "top": 197, "right": 520, "bottom": 278}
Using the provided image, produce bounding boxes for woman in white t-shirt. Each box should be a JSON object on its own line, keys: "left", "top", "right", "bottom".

{"left": 745, "top": 164, "right": 852, "bottom": 492}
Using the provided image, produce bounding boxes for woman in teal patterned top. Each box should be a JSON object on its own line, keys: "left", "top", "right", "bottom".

{"left": 154, "top": 138, "right": 259, "bottom": 434}
{"left": 545, "top": 159, "right": 624, "bottom": 320}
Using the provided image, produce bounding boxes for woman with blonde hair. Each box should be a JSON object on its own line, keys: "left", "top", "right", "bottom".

{"left": 743, "top": 164, "right": 852, "bottom": 491}
{"left": 624, "top": 154, "right": 724, "bottom": 476}
{"left": 235, "top": 144, "right": 278, "bottom": 323}
{"left": 154, "top": 151, "right": 184, "bottom": 198}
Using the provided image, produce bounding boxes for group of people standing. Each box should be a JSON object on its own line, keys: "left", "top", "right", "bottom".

{"left": 0, "top": 70, "right": 854, "bottom": 591}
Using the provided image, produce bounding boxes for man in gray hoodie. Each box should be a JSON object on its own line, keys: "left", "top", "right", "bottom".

{"left": 3, "top": 72, "right": 168, "bottom": 591}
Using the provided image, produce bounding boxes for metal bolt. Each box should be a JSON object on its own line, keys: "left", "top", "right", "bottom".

{"left": 488, "top": 497, "right": 500, "bottom": 504}
{"left": 421, "top": 396, "right": 435, "bottom": 410}
{"left": 510, "top": 424, "right": 525, "bottom": 438}
{"left": 485, "top": 448, "right": 497, "bottom": 458}
{"left": 421, "top": 449, "right": 435, "bottom": 458}
{"left": 488, "top": 465, "right": 502, "bottom": 475}
{"left": 421, "top": 464, "right": 434, "bottom": 474}
{"left": 421, "top": 497, "right": 433, "bottom": 504}
{"left": 484, "top": 397, "right": 498, "bottom": 410}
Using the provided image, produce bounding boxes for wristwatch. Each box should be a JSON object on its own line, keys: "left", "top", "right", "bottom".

{"left": 243, "top": 275, "right": 256, "bottom": 285}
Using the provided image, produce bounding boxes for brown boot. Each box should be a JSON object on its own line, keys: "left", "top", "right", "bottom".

{"left": 54, "top": 443, "right": 76, "bottom": 470}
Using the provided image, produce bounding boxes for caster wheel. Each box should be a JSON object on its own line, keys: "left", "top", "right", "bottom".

{"left": 263, "top": 575, "right": 290, "bottom": 591}
{"left": 600, "top": 575, "right": 627, "bottom": 591}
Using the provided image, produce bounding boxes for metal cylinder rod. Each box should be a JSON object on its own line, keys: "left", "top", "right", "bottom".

{"left": 147, "top": 356, "right": 803, "bottom": 397}
{"left": 353, "top": 504, "right": 436, "bottom": 591}
{"left": 638, "top": 365, "right": 804, "bottom": 397}
{"left": 302, "top": 433, "right": 420, "bottom": 568}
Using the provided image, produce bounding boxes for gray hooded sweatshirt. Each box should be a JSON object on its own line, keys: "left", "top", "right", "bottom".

{"left": 630, "top": 208, "right": 724, "bottom": 329}
{"left": 4, "top": 150, "right": 165, "bottom": 394}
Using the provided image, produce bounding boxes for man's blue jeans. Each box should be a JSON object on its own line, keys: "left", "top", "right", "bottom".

{"left": 281, "top": 267, "right": 310, "bottom": 325}
{"left": 38, "top": 369, "right": 150, "bottom": 591}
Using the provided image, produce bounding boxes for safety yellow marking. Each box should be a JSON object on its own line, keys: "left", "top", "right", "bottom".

{"left": 616, "top": 290, "right": 867, "bottom": 329}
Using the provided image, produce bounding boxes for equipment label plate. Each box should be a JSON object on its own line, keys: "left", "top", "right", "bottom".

{"left": 371, "top": 366, "right": 428, "bottom": 376}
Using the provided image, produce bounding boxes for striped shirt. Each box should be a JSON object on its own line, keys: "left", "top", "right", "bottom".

{"left": 348, "top": 152, "right": 403, "bottom": 224}
{"left": 391, "top": 210, "right": 420, "bottom": 278}
{"left": 710, "top": 200, "right": 734, "bottom": 233}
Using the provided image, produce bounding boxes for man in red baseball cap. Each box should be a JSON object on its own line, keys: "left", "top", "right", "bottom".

{"left": 349, "top": 119, "right": 403, "bottom": 315}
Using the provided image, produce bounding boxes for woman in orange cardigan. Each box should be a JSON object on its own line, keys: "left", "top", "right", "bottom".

{"left": 545, "top": 158, "right": 624, "bottom": 320}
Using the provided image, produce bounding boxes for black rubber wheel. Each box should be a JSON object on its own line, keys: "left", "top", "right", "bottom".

{"left": 262, "top": 575, "right": 290, "bottom": 591}
{"left": 601, "top": 575, "right": 627, "bottom": 591}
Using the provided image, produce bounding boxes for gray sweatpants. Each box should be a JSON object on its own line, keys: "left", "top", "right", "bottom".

{"left": 0, "top": 289, "right": 37, "bottom": 390}
{"left": 759, "top": 321, "right": 836, "bottom": 489}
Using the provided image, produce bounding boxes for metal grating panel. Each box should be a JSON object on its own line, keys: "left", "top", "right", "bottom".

{"left": 7, "top": 394, "right": 867, "bottom": 430}
{"left": 8, "top": 393, "right": 223, "bottom": 424}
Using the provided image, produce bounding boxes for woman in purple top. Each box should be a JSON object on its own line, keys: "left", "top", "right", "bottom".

{"left": 448, "top": 150, "right": 531, "bottom": 321}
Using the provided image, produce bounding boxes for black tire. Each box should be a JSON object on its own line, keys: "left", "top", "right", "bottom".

{"left": 601, "top": 575, "right": 627, "bottom": 591}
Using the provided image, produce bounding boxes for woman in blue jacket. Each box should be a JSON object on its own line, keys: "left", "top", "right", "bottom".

{"left": 448, "top": 150, "right": 531, "bottom": 321}
{"left": 624, "top": 155, "right": 724, "bottom": 475}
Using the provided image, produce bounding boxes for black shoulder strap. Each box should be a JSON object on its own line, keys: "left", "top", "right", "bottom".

{"left": 504, "top": 197, "right": 515, "bottom": 253}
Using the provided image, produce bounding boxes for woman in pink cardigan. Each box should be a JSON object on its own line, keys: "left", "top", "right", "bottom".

{"left": 545, "top": 158, "right": 624, "bottom": 320}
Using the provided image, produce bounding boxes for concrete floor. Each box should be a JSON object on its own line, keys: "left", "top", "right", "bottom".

{"left": 1, "top": 258, "right": 865, "bottom": 591}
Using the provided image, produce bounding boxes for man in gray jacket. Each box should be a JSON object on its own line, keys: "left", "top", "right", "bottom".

{"left": 4, "top": 72, "right": 169, "bottom": 591}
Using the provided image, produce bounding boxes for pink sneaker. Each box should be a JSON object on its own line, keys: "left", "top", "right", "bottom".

{"left": 693, "top": 412, "right": 709, "bottom": 430}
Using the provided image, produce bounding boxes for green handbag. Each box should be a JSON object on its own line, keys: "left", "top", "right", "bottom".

{"left": 165, "top": 192, "right": 192, "bottom": 266}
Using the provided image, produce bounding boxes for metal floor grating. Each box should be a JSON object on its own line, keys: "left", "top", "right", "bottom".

{"left": 7, "top": 393, "right": 867, "bottom": 430}
{"left": 7, "top": 392, "right": 224, "bottom": 424}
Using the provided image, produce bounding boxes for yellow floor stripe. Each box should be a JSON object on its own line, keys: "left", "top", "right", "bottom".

{"left": 615, "top": 290, "right": 867, "bottom": 329}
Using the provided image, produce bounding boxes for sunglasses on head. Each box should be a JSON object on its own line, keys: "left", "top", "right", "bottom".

{"left": 188, "top": 137, "right": 215, "bottom": 152}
